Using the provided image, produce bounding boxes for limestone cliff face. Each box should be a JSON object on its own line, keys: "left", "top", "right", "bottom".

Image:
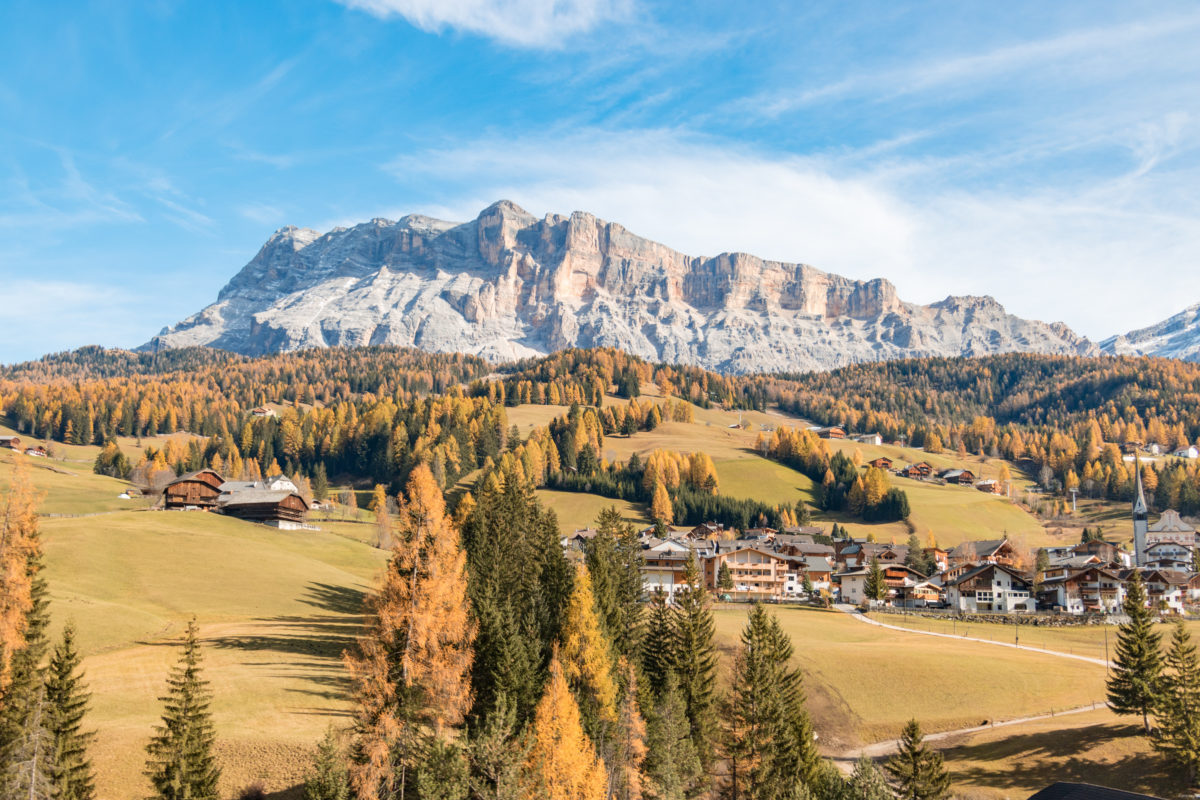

{"left": 149, "top": 200, "right": 1098, "bottom": 373}
{"left": 1101, "top": 303, "right": 1200, "bottom": 362}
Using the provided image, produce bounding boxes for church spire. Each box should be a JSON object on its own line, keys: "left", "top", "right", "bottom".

{"left": 1133, "top": 455, "right": 1148, "bottom": 517}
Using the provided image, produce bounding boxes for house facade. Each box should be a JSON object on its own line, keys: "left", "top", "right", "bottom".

{"left": 945, "top": 563, "right": 1035, "bottom": 613}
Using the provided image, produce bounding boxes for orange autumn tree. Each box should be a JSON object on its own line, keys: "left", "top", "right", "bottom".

{"left": 560, "top": 564, "right": 619, "bottom": 745}
{"left": 346, "top": 463, "right": 475, "bottom": 800}
{"left": 521, "top": 650, "right": 608, "bottom": 800}
{"left": 0, "top": 459, "right": 44, "bottom": 691}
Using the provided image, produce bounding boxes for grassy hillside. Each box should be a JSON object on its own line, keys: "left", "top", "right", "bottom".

{"left": 712, "top": 606, "right": 1107, "bottom": 748}
{"left": 3, "top": 441, "right": 393, "bottom": 799}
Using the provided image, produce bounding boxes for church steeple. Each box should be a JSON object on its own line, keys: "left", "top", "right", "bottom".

{"left": 1133, "top": 455, "right": 1149, "bottom": 567}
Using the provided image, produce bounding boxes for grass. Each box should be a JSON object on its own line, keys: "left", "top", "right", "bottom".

{"left": 937, "top": 708, "right": 1184, "bottom": 799}
{"left": 0, "top": 448, "right": 138, "bottom": 515}
{"left": 867, "top": 612, "right": 1200, "bottom": 664}
{"left": 36, "top": 505, "right": 389, "bottom": 797}
{"left": 535, "top": 489, "right": 649, "bottom": 534}
{"left": 711, "top": 605, "right": 1108, "bottom": 749}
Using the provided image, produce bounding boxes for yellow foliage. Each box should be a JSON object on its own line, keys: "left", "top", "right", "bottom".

{"left": 561, "top": 565, "right": 619, "bottom": 725}
{"left": 521, "top": 652, "right": 608, "bottom": 800}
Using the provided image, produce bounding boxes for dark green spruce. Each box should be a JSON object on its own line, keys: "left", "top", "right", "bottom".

{"left": 1106, "top": 572, "right": 1163, "bottom": 734}
{"left": 45, "top": 623, "right": 96, "bottom": 800}
{"left": 144, "top": 618, "right": 221, "bottom": 800}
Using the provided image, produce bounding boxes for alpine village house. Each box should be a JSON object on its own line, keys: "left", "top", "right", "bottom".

{"left": 163, "top": 469, "right": 309, "bottom": 529}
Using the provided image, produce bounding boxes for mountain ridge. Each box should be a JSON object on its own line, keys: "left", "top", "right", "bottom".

{"left": 148, "top": 199, "right": 1099, "bottom": 373}
{"left": 1101, "top": 302, "right": 1200, "bottom": 363}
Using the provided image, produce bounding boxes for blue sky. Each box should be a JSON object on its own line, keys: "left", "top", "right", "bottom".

{"left": 2, "top": 0, "right": 1199, "bottom": 363}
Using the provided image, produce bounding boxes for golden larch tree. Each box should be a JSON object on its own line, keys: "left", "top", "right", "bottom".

{"left": 521, "top": 651, "right": 608, "bottom": 800}
{"left": 346, "top": 464, "right": 475, "bottom": 800}
{"left": 0, "top": 458, "right": 44, "bottom": 691}
{"left": 650, "top": 481, "right": 673, "bottom": 526}
{"left": 560, "top": 564, "right": 619, "bottom": 736}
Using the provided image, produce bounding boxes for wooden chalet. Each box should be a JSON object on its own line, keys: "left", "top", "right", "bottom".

{"left": 23, "top": 446, "right": 47, "bottom": 458}
{"left": 0, "top": 435, "right": 21, "bottom": 451}
{"left": 817, "top": 426, "right": 846, "bottom": 440}
{"left": 940, "top": 468, "right": 977, "bottom": 485}
{"left": 867, "top": 457, "right": 893, "bottom": 470}
{"left": 217, "top": 489, "right": 308, "bottom": 528}
{"left": 945, "top": 563, "right": 1035, "bottom": 613}
{"left": 948, "top": 537, "right": 1018, "bottom": 567}
{"left": 1038, "top": 566, "right": 1124, "bottom": 614}
{"left": 705, "top": 547, "right": 790, "bottom": 600}
{"left": 899, "top": 462, "right": 934, "bottom": 479}
{"left": 164, "top": 469, "right": 226, "bottom": 510}
{"left": 975, "top": 479, "right": 1002, "bottom": 494}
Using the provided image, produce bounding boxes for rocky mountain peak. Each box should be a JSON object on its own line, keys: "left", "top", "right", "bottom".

{"left": 151, "top": 201, "right": 1098, "bottom": 373}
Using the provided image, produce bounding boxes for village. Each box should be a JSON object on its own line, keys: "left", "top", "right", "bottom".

{"left": 564, "top": 457, "right": 1200, "bottom": 620}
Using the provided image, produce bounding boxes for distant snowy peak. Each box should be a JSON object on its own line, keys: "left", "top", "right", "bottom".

{"left": 147, "top": 199, "right": 1098, "bottom": 374}
{"left": 1101, "top": 303, "right": 1200, "bottom": 362}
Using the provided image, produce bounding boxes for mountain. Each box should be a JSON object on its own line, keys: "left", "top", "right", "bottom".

{"left": 148, "top": 200, "right": 1098, "bottom": 373}
{"left": 1100, "top": 303, "right": 1200, "bottom": 362}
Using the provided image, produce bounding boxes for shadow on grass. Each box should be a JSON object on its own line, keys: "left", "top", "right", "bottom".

{"left": 303, "top": 582, "right": 367, "bottom": 615}
{"left": 941, "top": 722, "right": 1183, "bottom": 796}
{"left": 208, "top": 615, "right": 360, "bottom": 660}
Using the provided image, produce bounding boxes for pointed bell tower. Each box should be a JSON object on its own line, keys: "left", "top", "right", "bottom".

{"left": 1133, "top": 455, "right": 1149, "bottom": 567}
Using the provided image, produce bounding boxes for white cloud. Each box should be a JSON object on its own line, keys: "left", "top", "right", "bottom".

{"left": 337, "top": 0, "right": 631, "bottom": 47}
{"left": 384, "top": 128, "right": 1200, "bottom": 341}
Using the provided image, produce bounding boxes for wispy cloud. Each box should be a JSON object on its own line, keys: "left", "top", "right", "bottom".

{"left": 336, "top": 0, "right": 632, "bottom": 48}
{"left": 749, "top": 11, "right": 1200, "bottom": 117}
{"left": 383, "top": 127, "right": 1200, "bottom": 340}
{"left": 238, "top": 203, "right": 286, "bottom": 226}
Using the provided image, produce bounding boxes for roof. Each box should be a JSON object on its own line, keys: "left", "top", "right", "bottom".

{"left": 217, "top": 489, "right": 301, "bottom": 506}
{"left": 803, "top": 557, "right": 833, "bottom": 572}
{"left": 949, "top": 538, "right": 1010, "bottom": 559}
{"left": 946, "top": 561, "right": 1031, "bottom": 587}
{"left": 1148, "top": 509, "right": 1195, "bottom": 533}
{"left": 1027, "top": 782, "right": 1164, "bottom": 800}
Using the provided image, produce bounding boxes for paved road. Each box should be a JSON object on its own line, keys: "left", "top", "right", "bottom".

{"left": 829, "top": 604, "right": 1111, "bottom": 771}
{"left": 834, "top": 604, "right": 1112, "bottom": 668}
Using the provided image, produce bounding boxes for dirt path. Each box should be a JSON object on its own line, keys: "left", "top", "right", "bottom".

{"left": 834, "top": 604, "right": 1112, "bottom": 668}
{"left": 829, "top": 702, "right": 1106, "bottom": 771}
{"left": 829, "top": 605, "right": 1111, "bottom": 772}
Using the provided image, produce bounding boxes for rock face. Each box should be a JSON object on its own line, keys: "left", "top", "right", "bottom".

{"left": 149, "top": 200, "right": 1098, "bottom": 373}
{"left": 1101, "top": 304, "right": 1200, "bottom": 362}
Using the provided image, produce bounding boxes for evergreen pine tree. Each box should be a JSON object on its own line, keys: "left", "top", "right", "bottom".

{"left": 304, "top": 728, "right": 349, "bottom": 800}
{"left": 1, "top": 683, "right": 56, "bottom": 800}
{"left": 883, "top": 720, "right": 950, "bottom": 800}
{"left": 609, "top": 659, "right": 647, "bottom": 800}
{"left": 724, "top": 604, "right": 819, "bottom": 800}
{"left": 717, "top": 562, "right": 734, "bottom": 593}
{"left": 641, "top": 591, "right": 675, "bottom": 698}
{"left": 642, "top": 674, "right": 701, "bottom": 800}
{"left": 1107, "top": 572, "right": 1163, "bottom": 734}
{"left": 670, "top": 550, "right": 719, "bottom": 771}
{"left": 1152, "top": 621, "right": 1200, "bottom": 784}
{"left": 864, "top": 557, "right": 886, "bottom": 603}
{"left": 802, "top": 573, "right": 815, "bottom": 599}
{"left": 467, "top": 694, "right": 525, "bottom": 800}
{"left": 44, "top": 623, "right": 96, "bottom": 800}
{"left": 144, "top": 618, "right": 221, "bottom": 800}
{"left": 585, "top": 507, "right": 645, "bottom": 660}
{"left": 849, "top": 754, "right": 895, "bottom": 800}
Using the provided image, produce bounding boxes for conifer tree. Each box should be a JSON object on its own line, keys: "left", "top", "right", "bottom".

{"left": 849, "top": 754, "right": 894, "bottom": 800}
{"left": 144, "top": 618, "right": 221, "bottom": 800}
{"left": 642, "top": 674, "right": 701, "bottom": 800}
{"left": 641, "top": 591, "right": 675, "bottom": 698}
{"left": 560, "top": 565, "right": 619, "bottom": 744}
{"left": 717, "top": 562, "right": 734, "bottom": 593}
{"left": 0, "top": 471, "right": 53, "bottom": 798}
{"left": 609, "top": 660, "right": 647, "bottom": 800}
{"left": 44, "top": 623, "right": 95, "bottom": 800}
{"left": 651, "top": 481, "right": 674, "bottom": 526}
{"left": 462, "top": 467, "right": 572, "bottom": 724}
{"left": 802, "top": 573, "right": 814, "bottom": 599}
{"left": 884, "top": 720, "right": 950, "bottom": 800}
{"left": 585, "top": 507, "right": 645, "bottom": 660}
{"left": 467, "top": 695, "right": 524, "bottom": 800}
{"left": 1107, "top": 572, "right": 1163, "bottom": 733}
{"left": 864, "top": 557, "right": 886, "bottom": 603}
{"left": 519, "top": 652, "right": 607, "bottom": 800}
{"left": 1153, "top": 621, "right": 1200, "bottom": 783}
{"left": 304, "top": 728, "right": 349, "bottom": 800}
{"left": 671, "top": 551, "right": 719, "bottom": 770}
{"left": 724, "top": 604, "right": 819, "bottom": 800}
{"left": 346, "top": 464, "right": 475, "bottom": 800}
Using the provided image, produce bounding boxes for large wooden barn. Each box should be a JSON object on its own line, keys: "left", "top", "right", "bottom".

{"left": 217, "top": 489, "right": 308, "bottom": 529}
{"left": 163, "top": 470, "right": 308, "bottom": 528}
{"left": 163, "top": 469, "right": 225, "bottom": 510}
